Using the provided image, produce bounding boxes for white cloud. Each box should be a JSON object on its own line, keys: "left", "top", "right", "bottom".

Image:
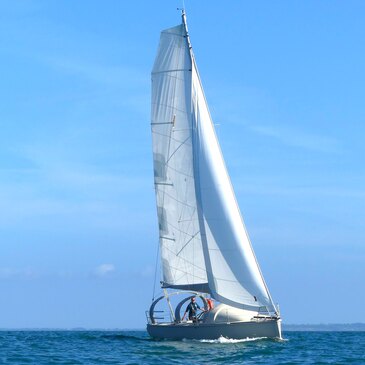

{"left": 94, "top": 264, "right": 115, "bottom": 277}
{"left": 250, "top": 124, "right": 341, "bottom": 154}
{"left": 139, "top": 265, "right": 155, "bottom": 278}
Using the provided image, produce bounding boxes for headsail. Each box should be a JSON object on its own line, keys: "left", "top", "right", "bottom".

{"left": 151, "top": 12, "right": 276, "bottom": 312}
{"left": 191, "top": 59, "right": 275, "bottom": 311}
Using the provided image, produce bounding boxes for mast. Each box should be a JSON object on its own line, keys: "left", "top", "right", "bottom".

{"left": 181, "top": 9, "right": 192, "bottom": 52}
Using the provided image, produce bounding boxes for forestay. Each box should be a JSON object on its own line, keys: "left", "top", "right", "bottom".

{"left": 151, "top": 15, "right": 276, "bottom": 312}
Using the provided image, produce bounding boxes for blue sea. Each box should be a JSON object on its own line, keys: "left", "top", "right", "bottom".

{"left": 0, "top": 330, "right": 364, "bottom": 364}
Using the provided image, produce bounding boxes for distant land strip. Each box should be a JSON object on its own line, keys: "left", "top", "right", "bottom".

{"left": 283, "top": 323, "right": 365, "bottom": 331}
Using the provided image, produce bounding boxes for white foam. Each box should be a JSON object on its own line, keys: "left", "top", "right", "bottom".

{"left": 199, "top": 336, "right": 267, "bottom": 344}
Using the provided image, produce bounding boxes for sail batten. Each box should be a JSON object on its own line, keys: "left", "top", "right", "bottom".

{"left": 152, "top": 68, "right": 191, "bottom": 75}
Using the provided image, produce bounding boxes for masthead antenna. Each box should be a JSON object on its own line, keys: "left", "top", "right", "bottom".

{"left": 177, "top": 0, "right": 186, "bottom": 23}
{"left": 177, "top": 0, "right": 186, "bottom": 12}
{"left": 177, "top": 7, "right": 185, "bottom": 15}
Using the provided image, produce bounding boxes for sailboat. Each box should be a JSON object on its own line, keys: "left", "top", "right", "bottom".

{"left": 146, "top": 10, "right": 282, "bottom": 340}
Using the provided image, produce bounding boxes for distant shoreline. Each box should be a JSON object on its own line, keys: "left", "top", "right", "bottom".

{"left": 283, "top": 323, "right": 365, "bottom": 331}
{"left": 1, "top": 323, "right": 365, "bottom": 332}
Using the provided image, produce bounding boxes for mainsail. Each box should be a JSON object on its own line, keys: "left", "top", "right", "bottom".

{"left": 151, "top": 13, "right": 276, "bottom": 312}
{"left": 151, "top": 23, "right": 209, "bottom": 292}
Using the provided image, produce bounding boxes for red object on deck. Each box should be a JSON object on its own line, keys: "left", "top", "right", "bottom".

{"left": 207, "top": 299, "right": 214, "bottom": 310}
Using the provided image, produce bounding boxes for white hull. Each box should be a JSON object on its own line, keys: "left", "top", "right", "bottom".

{"left": 147, "top": 318, "right": 281, "bottom": 340}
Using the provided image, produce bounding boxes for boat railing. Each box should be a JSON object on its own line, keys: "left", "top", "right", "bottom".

{"left": 145, "top": 310, "right": 151, "bottom": 324}
{"left": 145, "top": 310, "right": 170, "bottom": 324}
{"left": 258, "top": 306, "right": 270, "bottom": 315}
{"left": 254, "top": 306, "right": 279, "bottom": 319}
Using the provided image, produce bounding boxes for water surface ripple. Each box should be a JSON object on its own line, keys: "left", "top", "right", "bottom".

{"left": 0, "top": 331, "right": 364, "bottom": 364}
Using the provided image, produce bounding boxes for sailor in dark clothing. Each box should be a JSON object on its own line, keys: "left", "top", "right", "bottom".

{"left": 182, "top": 297, "right": 204, "bottom": 321}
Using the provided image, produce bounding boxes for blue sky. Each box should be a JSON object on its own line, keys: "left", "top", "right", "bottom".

{"left": 0, "top": 0, "right": 364, "bottom": 328}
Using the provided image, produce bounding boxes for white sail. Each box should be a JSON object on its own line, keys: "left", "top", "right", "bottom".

{"left": 191, "top": 60, "right": 274, "bottom": 311}
{"left": 151, "top": 24, "right": 209, "bottom": 292}
{"left": 151, "top": 15, "right": 276, "bottom": 312}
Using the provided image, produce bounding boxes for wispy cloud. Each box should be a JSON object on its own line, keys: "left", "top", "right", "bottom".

{"left": 94, "top": 264, "right": 115, "bottom": 277}
{"left": 139, "top": 265, "right": 155, "bottom": 278}
{"left": 45, "top": 55, "right": 147, "bottom": 87}
{"left": 235, "top": 183, "right": 365, "bottom": 199}
{"left": 250, "top": 124, "right": 341, "bottom": 154}
{"left": 0, "top": 267, "right": 39, "bottom": 279}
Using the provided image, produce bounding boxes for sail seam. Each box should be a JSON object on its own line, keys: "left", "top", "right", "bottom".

{"left": 151, "top": 102, "right": 188, "bottom": 114}
{"left": 152, "top": 68, "right": 191, "bottom": 75}
{"left": 151, "top": 130, "right": 192, "bottom": 147}
{"left": 162, "top": 219, "right": 199, "bottom": 241}
{"left": 176, "top": 231, "right": 200, "bottom": 256}
{"left": 166, "top": 136, "right": 191, "bottom": 163}
{"left": 156, "top": 165, "right": 193, "bottom": 179}
{"left": 162, "top": 258, "right": 207, "bottom": 279}
{"left": 160, "top": 31, "right": 185, "bottom": 37}
{"left": 156, "top": 190, "right": 196, "bottom": 210}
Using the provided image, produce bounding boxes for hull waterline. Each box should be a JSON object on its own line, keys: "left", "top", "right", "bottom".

{"left": 147, "top": 318, "right": 282, "bottom": 340}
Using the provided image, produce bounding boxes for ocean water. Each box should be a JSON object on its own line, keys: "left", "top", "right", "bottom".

{"left": 0, "top": 330, "right": 364, "bottom": 364}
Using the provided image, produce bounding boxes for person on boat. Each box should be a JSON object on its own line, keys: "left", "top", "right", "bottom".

{"left": 182, "top": 297, "right": 205, "bottom": 322}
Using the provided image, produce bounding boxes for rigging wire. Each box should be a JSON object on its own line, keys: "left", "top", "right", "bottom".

{"left": 152, "top": 240, "right": 160, "bottom": 301}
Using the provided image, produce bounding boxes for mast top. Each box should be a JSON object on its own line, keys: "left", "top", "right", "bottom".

{"left": 178, "top": 8, "right": 192, "bottom": 51}
{"left": 177, "top": 8, "right": 187, "bottom": 28}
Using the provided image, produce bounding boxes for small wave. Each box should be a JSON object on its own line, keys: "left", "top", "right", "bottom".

{"left": 277, "top": 337, "right": 289, "bottom": 342}
{"left": 202, "top": 336, "right": 267, "bottom": 343}
{"left": 100, "top": 334, "right": 148, "bottom": 342}
{"left": 184, "top": 336, "right": 267, "bottom": 344}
